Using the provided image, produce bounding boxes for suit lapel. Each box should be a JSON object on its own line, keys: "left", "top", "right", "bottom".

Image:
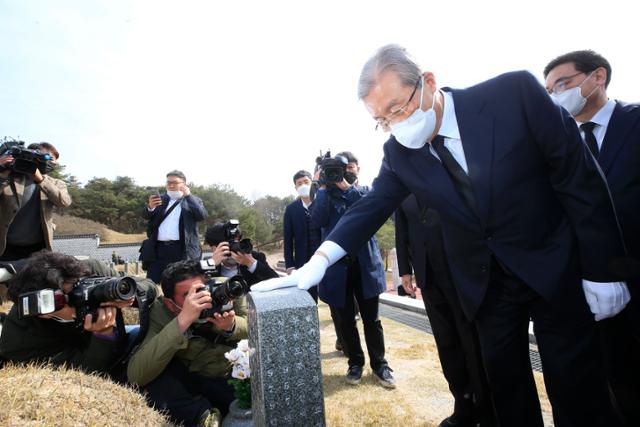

{"left": 450, "top": 89, "right": 494, "bottom": 228}
{"left": 599, "top": 102, "right": 638, "bottom": 173}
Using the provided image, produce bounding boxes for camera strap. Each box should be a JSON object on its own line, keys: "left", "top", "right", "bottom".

{"left": 148, "top": 199, "right": 181, "bottom": 236}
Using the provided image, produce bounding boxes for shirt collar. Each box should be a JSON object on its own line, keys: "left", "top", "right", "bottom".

{"left": 438, "top": 90, "right": 461, "bottom": 140}
{"left": 577, "top": 99, "right": 616, "bottom": 128}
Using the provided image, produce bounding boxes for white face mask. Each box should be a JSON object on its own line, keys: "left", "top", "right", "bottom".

{"left": 296, "top": 184, "right": 311, "bottom": 197}
{"left": 550, "top": 71, "right": 597, "bottom": 116}
{"left": 167, "top": 190, "right": 183, "bottom": 200}
{"left": 391, "top": 76, "right": 438, "bottom": 149}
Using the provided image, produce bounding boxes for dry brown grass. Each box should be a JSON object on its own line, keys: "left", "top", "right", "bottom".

{"left": 52, "top": 214, "right": 146, "bottom": 244}
{"left": 0, "top": 363, "right": 175, "bottom": 426}
{"left": 318, "top": 303, "right": 554, "bottom": 427}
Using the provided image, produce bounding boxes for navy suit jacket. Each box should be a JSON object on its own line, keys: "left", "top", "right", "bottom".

{"left": 599, "top": 102, "right": 640, "bottom": 264}
{"left": 310, "top": 185, "right": 386, "bottom": 308}
{"left": 283, "top": 198, "right": 321, "bottom": 269}
{"left": 141, "top": 194, "right": 208, "bottom": 261}
{"left": 395, "top": 195, "right": 448, "bottom": 290}
{"left": 327, "top": 71, "right": 625, "bottom": 319}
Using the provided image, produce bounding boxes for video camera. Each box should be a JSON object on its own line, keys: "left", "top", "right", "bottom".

{"left": 197, "top": 274, "right": 249, "bottom": 318}
{"left": 309, "top": 150, "right": 348, "bottom": 200}
{"left": 222, "top": 219, "right": 253, "bottom": 254}
{"left": 17, "top": 276, "right": 137, "bottom": 326}
{"left": 0, "top": 139, "right": 54, "bottom": 175}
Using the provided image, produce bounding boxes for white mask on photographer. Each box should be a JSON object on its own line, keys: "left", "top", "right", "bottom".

{"left": 550, "top": 71, "right": 597, "bottom": 116}
{"left": 167, "top": 190, "right": 183, "bottom": 200}
{"left": 391, "top": 76, "right": 438, "bottom": 150}
{"left": 296, "top": 184, "right": 311, "bottom": 198}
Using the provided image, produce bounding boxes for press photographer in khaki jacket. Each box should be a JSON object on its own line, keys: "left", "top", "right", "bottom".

{"left": 0, "top": 142, "right": 71, "bottom": 261}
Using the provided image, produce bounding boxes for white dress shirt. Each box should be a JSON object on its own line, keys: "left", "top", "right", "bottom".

{"left": 428, "top": 90, "right": 469, "bottom": 174}
{"left": 157, "top": 199, "right": 182, "bottom": 241}
{"left": 576, "top": 99, "right": 616, "bottom": 150}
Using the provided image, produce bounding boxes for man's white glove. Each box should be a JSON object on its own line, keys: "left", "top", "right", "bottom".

{"left": 252, "top": 240, "right": 347, "bottom": 293}
{"left": 0, "top": 267, "right": 13, "bottom": 283}
{"left": 581, "top": 280, "right": 630, "bottom": 321}
{"left": 252, "top": 254, "right": 329, "bottom": 292}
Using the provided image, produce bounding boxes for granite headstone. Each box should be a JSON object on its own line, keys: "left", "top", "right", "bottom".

{"left": 247, "top": 288, "right": 325, "bottom": 427}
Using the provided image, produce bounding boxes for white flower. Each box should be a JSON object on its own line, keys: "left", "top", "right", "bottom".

{"left": 237, "top": 339, "right": 250, "bottom": 353}
{"left": 232, "top": 364, "right": 251, "bottom": 380}
{"left": 224, "top": 348, "right": 241, "bottom": 363}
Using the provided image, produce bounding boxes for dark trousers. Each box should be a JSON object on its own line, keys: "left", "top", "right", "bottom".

{"left": 143, "top": 359, "right": 235, "bottom": 427}
{"left": 474, "top": 261, "right": 618, "bottom": 427}
{"left": 598, "top": 295, "right": 640, "bottom": 427}
{"left": 335, "top": 261, "right": 387, "bottom": 371}
{"left": 146, "top": 241, "right": 182, "bottom": 283}
{"left": 421, "top": 269, "right": 494, "bottom": 425}
{"left": 0, "top": 241, "right": 46, "bottom": 261}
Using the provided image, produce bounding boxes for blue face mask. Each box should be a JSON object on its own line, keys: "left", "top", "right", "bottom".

{"left": 390, "top": 76, "right": 438, "bottom": 149}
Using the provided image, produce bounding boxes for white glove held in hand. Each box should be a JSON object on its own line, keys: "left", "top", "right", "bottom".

{"left": 251, "top": 254, "right": 329, "bottom": 292}
{"left": 581, "top": 280, "right": 630, "bottom": 321}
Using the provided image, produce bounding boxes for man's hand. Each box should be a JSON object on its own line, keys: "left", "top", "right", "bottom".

{"left": 32, "top": 168, "right": 44, "bottom": 184}
{"left": 0, "top": 155, "right": 13, "bottom": 177}
{"left": 179, "top": 183, "right": 191, "bottom": 197}
{"left": 85, "top": 307, "right": 118, "bottom": 336}
{"left": 176, "top": 282, "right": 212, "bottom": 333}
{"left": 212, "top": 242, "right": 231, "bottom": 266}
{"left": 231, "top": 251, "right": 255, "bottom": 267}
{"left": 148, "top": 194, "right": 162, "bottom": 210}
{"left": 582, "top": 280, "right": 630, "bottom": 321}
{"left": 101, "top": 298, "right": 135, "bottom": 310}
{"left": 252, "top": 253, "right": 329, "bottom": 292}
{"left": 335, "top": 179, "right": 351, "bottom": 191}
{"left": 207, "top": 309, "right": 235, "bottom": 332}
{"left": 401, "top": 274, "right": 416, "bottom": 297}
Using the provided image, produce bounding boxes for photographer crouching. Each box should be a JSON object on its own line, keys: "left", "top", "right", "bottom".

{"left": 127, "top": 260, "right": 251, "bottom": 427}
{"left": 0, "top": 252, "right": 135, "bottom": 374}
{"left": 0, "top": 141, "right": 71, "bottom": 261}
{"left": 203, "top": 220, "right": 279, "bottom": 286}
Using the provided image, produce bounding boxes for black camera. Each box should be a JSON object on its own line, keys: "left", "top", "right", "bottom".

{"left": 67, "top": 276, "right": 137, "bottom": 324}
{"left": 198, "top": 275, "right": 249, "bottom": 318}
{"left": 315, "top": 150, "right": 348, "bottom": 186}
{"left": 223, "top": 219, "right": 253, "bottom": 254}
{"left": 0, "top": 139, "right": 54, "bottom": 175}
{"left": 17, "top": 276, "right": 136, "bottom": 324}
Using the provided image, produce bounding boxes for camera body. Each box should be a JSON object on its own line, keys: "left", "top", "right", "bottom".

{"left": 67, "top": 276, "right": 137, "bottom": 325}
{"left": 222, "top": 219, "right": 253, "bottom": 254}
{"left": 198, "top": 275, "right": 249, "bottom": 318}
{"left": 17, "top": 276, "right": 137, "bottom": 325}
{"left": 0, "top": 139, "right": 53, "bottom": 175}
{"left": 315, "top": 150, "right": 348, "bottom": 186}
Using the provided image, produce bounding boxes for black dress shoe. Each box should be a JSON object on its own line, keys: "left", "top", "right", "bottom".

{"left": 437, "top": 415, "right": 476, "bottom": 427}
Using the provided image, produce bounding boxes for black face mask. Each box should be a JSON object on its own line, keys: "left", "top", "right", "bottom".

{"left": 41, "top": 162, "right": 57, "bottom": 175}
{"left": 344, "top": 172, "right": 358, "bottom": 185}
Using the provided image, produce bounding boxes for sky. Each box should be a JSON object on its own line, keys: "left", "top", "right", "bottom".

{"left": 1, "top": 0, "right": 638, "bottom": 201}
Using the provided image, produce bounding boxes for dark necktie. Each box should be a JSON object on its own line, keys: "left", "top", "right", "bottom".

{"left": 430, "top": 135, "right": 477, "bottom": 214}
{"left": 580, "top": 122, "right": 599, "bottom": 157}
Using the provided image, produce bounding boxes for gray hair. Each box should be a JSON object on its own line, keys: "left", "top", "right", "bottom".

{"left": 357, "top": 44, "right": 423, "bottom": 100}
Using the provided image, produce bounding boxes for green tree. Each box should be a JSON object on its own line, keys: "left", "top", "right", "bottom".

{"left": 375, "top": 219, "right": 396, "bottom": 270}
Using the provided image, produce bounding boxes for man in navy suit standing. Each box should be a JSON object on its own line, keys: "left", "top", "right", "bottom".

{"left": 283, "top": 170, "right": 321, "bottom": 301}
{"left": 142, "top": 170, "right": 208, "bottom": 283}
{"left": 545, "top": 50, "right": 640, "bottom": 427}
{"left": 255, "top": 45, "right": 630, "bottom": 427}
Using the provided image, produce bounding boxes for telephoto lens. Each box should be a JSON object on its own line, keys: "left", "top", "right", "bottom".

{"left": 199, "top": 275, "right": 249, "bottom": 318}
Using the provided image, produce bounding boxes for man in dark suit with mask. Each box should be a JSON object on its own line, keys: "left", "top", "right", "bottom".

{"left": 254, "top": 44, "right": 629, "bottom": 427}
{"left": 395, "top": 195, "right": 493, "bottom": 427}
{"left": 544, "top": 50, "right": 640, "bottom": 427}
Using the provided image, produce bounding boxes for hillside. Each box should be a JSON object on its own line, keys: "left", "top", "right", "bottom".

{"left": 53, "top": 213, "right": 146, "bottom": 244}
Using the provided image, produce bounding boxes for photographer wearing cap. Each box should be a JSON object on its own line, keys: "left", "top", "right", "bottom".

{"left": 0, "top": 141, "right": 71, "bottom": 261}
{"left": 127, "top": 260, "right": 248, "bottom": 427}
{"left": 203, "top": 221, "right": 278, "bottom": 287}
{"left": 0, "top": 252, "right": 134, "bottom": 374}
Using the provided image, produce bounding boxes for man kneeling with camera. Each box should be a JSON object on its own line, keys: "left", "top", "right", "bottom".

{"left": 0, "top": 252, "right": 135, "bottom": 374}
{"left": 127, "top": 260, "right": 250, "bottom": 427}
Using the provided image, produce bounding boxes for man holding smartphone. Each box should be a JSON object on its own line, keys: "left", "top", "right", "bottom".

{"left": 141, "top": 170, "right": 208, "bottom": 283}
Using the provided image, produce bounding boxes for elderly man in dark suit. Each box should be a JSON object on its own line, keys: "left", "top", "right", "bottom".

{"left": 395, "top": 195, "right": 492, "bottom": 427}
{"left": 254, "top": 44, "right": 629, "bottom": 427}
{"left": 141, "top": 170, "right": 208, "bottom": 283}
{"left": 545, "top": 50, "right": 640, "bottom": 426}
